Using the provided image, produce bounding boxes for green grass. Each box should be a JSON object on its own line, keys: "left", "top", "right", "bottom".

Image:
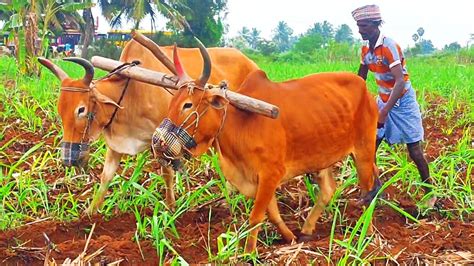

{"left": 0, "top": 51, "right": 472, "bottom": 264}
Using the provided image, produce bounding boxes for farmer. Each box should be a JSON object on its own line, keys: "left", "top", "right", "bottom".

{"left": 352, "top": 4, "right": 437, "bottom": 207}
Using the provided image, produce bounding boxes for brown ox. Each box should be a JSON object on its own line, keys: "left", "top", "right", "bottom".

{"left": 38, "top": 39, "right": 259, "bottom": 214}
{"left": 158, "top": 47, "right": 381, "bottom": 252}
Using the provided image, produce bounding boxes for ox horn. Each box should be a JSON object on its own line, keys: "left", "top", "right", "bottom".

{"left": 64, "top": 57, "right": 94, "bottom": 85}
{"left": 131, "top": 30, "right": 177, "bottom": 75}
{"left": 38, "top": 57, "right": 69, "bottom": 81}
{"left": 195, "top": 37, "right": 211, "bottom": 87}
{"left": 173, "top": 44, "right": 191, "bottom": 82}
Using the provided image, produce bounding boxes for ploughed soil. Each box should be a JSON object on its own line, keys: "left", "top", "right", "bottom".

{"left": 0, "top": 96, "right": 472, "bottom": 265}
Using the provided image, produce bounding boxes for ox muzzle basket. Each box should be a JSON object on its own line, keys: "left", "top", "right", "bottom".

{"left": 152, "top": 118, "right": 196, "bottom": 168}
{"left": 61, "top": 142, "right": 90, "bottom": 167}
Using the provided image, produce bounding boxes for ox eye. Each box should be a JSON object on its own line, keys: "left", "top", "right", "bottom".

{"left": 183, "top": 102, "right": 193, "bottom": 110}
{"left": 77, "top": 106, "right": 87, "bottom": 118}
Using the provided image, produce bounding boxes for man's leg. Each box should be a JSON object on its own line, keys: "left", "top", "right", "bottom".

{"left": 407, "top": 141, "right": 436, "bottom": 207}
{"left": 407, "top": 141, "right": 431, "bottom": 189}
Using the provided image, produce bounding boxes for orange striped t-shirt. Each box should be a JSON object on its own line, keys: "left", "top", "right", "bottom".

{"left": 361, "top": 34, "right": 410, "bottom": 102}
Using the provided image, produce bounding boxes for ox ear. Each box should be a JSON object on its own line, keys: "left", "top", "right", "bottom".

{"left": 92, "top": 88, "right": 123, "bottom": 109}
{"left": 207, "top": 94, "right": 229, "bottom": 110}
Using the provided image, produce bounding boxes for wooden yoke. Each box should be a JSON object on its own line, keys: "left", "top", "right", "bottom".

{"left": 91, "top": 56, "right": 280, "bottom": 119}
{"left": 91, "top": 56, "right": 179, "bottom": 89}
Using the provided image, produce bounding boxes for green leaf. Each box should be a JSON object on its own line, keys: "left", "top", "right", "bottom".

{"left": 9, "top": 13, "right": 23, "bottom": 28}
{"left": 61, "top": 2, "right": 94, "bottom": 12}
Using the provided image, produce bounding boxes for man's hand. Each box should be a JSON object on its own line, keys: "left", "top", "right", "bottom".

{"left": 378, "top": 109, "right": 388, "bottom": 128}
{"left": 357, "top": 64, "right": 369, "bottom": 80}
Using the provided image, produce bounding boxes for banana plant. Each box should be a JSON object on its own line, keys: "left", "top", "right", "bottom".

{"left": 0, "top": 0, "right": 91, "bottom": 76}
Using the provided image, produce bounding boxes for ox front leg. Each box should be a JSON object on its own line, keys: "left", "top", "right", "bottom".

{"left": 161, "top": 165, "right": 175, "bottom": 210}
{"left": 267, "top": 195, "right": 296, "bottom": 242}
{"left": 245, "top": 169, "right": 283, "bottom": 254}
{"left": 85, "top": 148, "right": 122, "bottom": 215}
{"left": 300, "top": 168, "right": 336, "bottom": 240}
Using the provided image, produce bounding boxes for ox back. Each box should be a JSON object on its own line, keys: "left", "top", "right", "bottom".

{"left": 217, "top": 70, "right": 378, "bottom": 181}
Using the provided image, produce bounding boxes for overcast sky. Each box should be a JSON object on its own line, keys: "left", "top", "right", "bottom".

{"left": 93, "top": 0, "right": 474, "bottom": 49}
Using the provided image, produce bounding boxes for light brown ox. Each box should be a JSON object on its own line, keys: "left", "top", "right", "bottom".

{"left": 38, "top": 39, "right": 259, "bottom": 214}
{"left": 160, "top": 47, "right": 381, "bottom": 252}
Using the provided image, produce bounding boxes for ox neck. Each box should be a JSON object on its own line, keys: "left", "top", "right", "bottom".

{"left": 90, "top": 77, "right": 131, "bottom": 132}
{"left": 212, "top": 104, "right": 253, "bottom": 158}
{"left": 103, "top": 78, "right": 131, "bottom": 129}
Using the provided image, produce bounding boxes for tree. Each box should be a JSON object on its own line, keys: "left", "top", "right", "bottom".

{"left": 417, "top": 27, "right": 425, "bottom": 38}
{"left": 98, "top": 0, "right": 162, "bottom": 29}
{"left": 97, "top": 0, "right": 227, "bottom": 46}
{"left": 272, "top": 21, "right": 293, "bottom": 52}
{"left": 420, "top": 39, "right": 435, "bottom": 54}
{"left": 307, "top": 20, "right": 334, "bottom": 46}
{"left": 228, "top": 35, "right": 249, "bottom": 50}
{"left": 292, "top": 33, "right": 323, "bottom": 54}
{"left": 248, "top": 28, "right": 260, "bottom": 49}
{"left": 410, "top": 27, "right": 434, "bottom": 55}
{"left": 80, "top": 1, "right": 94, "bottom": 58}
{"left": 334, "top": 24, "right": 353, "bottom": 44}
{"left": 171, "top": 0, "right": 227, "bottom": 47}
{"left": 256, "top": 39, "right": 278, "bottom": 56}
{"left": 443, "top": 42, "right": 461, "bottom": 52}
{"left": 237, "top": 26, "right": 250, "bottom": 44}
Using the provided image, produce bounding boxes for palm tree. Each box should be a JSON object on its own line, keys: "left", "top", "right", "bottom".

{"left": 237, "top": 26, "right": 250, "bottom": 47}
{"left": 417, "top": 27, "right": 425, "bottom": 38}
{"left": 80, "top": 0, "right": 94, "bottom": 58}
{"left": 272, "top": 21, "right": 293, "bottom": 52}
{"left": 97, "top": 0, "right": 186, "bottom": 30}
{"left": 248, "top": 28, "right": 260, "bottom": 49}
{"left": 412, "top": 34, "right": 419, "bottom": 42}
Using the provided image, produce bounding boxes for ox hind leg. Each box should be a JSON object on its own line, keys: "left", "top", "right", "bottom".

{"left": 85, "top": 148, "right": 122, "bottom": 215}
{"left": 299, "top": 168, "right": 336, "bottom": 240}
{"left": 161, "top": 165, "right": 175, "bottom": 210}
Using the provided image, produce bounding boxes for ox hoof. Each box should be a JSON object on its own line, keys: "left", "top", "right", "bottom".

{"left": 358, "top": 178, "right": 383, "bottom": 206}
{"left": 297, "top": 233, "right": 313, "bottom": 243}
